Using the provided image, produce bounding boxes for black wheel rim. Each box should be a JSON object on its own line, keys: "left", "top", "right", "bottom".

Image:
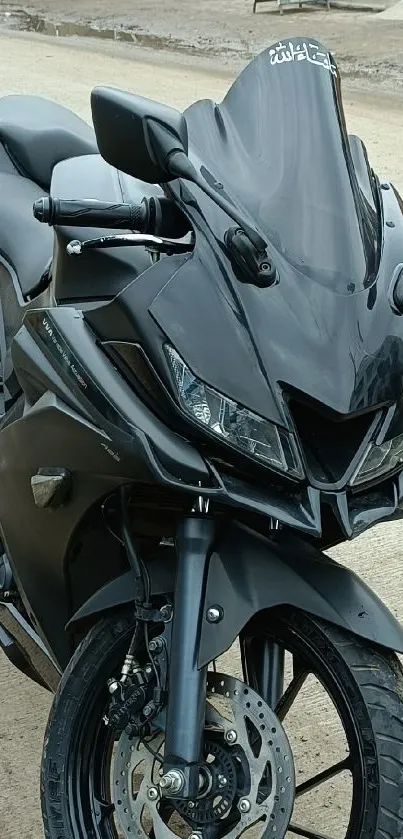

{"left": 241, "top": 613, "right": 369, "bottom": 839}
{"left": 66, "top": 626, "right": 135, "bottom": 839}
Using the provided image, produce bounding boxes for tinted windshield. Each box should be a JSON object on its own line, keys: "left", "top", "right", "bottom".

{"left": 183, "top": 38, "right": 380, "bottom": 293}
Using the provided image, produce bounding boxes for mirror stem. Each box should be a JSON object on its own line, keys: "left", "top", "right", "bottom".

{"left": 167, "top": 151, "right": 267, "bottom": 253}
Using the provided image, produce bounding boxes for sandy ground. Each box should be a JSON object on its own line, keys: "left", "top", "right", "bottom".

{"left": 3, "top": 0, "right": 403, "bottom": 91}
{"left": 0, "top": 27, "right": 403, "bottom": 839}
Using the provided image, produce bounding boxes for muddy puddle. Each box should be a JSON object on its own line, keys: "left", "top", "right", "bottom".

{"left": 0, "top": 7, "right": 192, "bottom": 53}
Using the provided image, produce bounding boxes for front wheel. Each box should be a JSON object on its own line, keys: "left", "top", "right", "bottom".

{"left": 41, "top": 607, "right": 403, "bottom": 839}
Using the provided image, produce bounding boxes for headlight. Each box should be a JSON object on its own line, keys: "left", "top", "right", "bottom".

{"left": 351, "top": 433, "right": 403, "bottom": 486}
{"left": 165, "top": 345, "right": 304, "bottom": 479}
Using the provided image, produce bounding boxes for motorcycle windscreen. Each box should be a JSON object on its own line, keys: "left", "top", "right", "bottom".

{"left": 184, "top": 38, "right": 380, "bottom": 294}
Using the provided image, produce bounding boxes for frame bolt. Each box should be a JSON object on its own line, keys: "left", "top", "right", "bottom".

{"left": 206, "top": 606, "right": 223, "bottom": 623}
{"left": 147, "top": 786, "right": 159, "bottom": 801}
{"left": 218, "top": 774, "right": 227, "bottom": 788}
{"left": 160, "top": 604, "right": 173, "bottom": 622}
{"left": 238, "top": 798, "right": 251, "bottom": 814}
{"left": 225, "top": 729, "right": 237, "bottom": 744}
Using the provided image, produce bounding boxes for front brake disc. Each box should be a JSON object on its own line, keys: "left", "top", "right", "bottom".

{"left": 113, "top": 672, "right": 295, "bottom": 839}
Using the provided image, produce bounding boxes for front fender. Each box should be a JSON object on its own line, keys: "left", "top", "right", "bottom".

{"left": 199, "top": 522, "right": 403, "bottom": 665}
{"left": 68, "top": 521, "right": 403, "bottom": 664}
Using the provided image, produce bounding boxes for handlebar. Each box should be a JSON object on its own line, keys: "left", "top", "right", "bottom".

{"left": 33, "top": 197, "right": 148, "bottom": 231}
{"left": 33, "top": 196, "right": 191, "bottom": 239}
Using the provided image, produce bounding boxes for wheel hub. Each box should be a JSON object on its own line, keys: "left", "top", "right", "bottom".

{"left": 113, "top": 672, "right": 295, "bottom": 839}
{"left": 175, "top": 739, "right": 238, "bottom": 824}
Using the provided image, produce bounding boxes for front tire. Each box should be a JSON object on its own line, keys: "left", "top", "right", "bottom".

{"left": 41, "top": 607, "right": 403, "bottom": 839}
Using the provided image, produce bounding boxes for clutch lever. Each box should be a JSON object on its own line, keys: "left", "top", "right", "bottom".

{"left": 66, "top": 233, "right": 193, "bottom": 256}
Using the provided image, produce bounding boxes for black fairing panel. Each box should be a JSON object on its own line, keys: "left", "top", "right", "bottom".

{"left": 0, "top": 393, "right": 139, "bottom": 664}
{"left": 51, "top": 155, "right": 161, "bottom": 300}
{"left": 0, "top": 307, "right": 210, "bottom": 665}
{"left": 0, "top": 172, "right": 53, "bottom": 297}
{"left": 150, "top": 39, "right": 403, "bottom": 425}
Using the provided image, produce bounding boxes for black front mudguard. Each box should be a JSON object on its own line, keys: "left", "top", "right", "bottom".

{"left": 68, "top": 521, "right": 403, "bottom": 663}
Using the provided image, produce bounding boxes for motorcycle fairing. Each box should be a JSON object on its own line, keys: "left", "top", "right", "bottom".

{"left": 150, "top": 39, "right": 403, "bottom": 439}
{"left": 1, "top": 42, "right": 403, "bottom": 675}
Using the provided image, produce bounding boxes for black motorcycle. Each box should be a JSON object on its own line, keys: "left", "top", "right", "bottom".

{"left": 0, "top": 35, "right": 402, "bottom": 839}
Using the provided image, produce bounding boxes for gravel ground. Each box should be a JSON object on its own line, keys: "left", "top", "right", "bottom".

{"left": 0, "top": 25, "right": 402, "bottom": 839}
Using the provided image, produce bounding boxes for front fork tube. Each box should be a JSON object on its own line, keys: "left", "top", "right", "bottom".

{"left": 163, "top": 515, "right": 215, "bottom": 798}
{"left": 241, "top": 636, "right": 285, "bottom": 710}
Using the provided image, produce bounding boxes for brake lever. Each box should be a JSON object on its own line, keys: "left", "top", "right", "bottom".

{"left": 66, "top": 233, "right": 193, "bottom": 256}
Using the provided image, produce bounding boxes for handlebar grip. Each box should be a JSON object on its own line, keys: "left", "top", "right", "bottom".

{"left": 33, "top": 197, "right": 147, "bottom": 230}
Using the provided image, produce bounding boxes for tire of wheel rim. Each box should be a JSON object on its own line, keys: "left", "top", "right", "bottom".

{"left": 41, "top": 606, "right": 403, "bottom": 839}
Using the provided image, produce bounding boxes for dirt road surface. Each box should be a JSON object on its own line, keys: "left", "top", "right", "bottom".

{"left": 3, "top": 0, "right": 403, "bottom": 91}
{"left": 0, "top": 28, "right": 403, "bottom": 839}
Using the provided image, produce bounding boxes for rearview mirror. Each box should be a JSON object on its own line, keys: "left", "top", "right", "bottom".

{"left": 91, "top": 86, "right": 189, "bottom": 184}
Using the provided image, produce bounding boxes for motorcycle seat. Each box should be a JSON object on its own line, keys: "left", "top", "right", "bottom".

{"left": 0, "top": 95, "right": 97, "bottom": 190}
{"left": 0, "top": 172, "right": 53, "bottom": 299}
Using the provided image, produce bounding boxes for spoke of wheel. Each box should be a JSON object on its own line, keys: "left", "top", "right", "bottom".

{"left": 94, "top": 797, "right": 115, "bottom": 824}
{"left": 289, "top": 823, "right": 337, "bottom": 839}
{"left": 296, "top": 756, "right": 352, "bottom": 797}
{"left": 275, "top": 665, "right": 308, "bottom": 721}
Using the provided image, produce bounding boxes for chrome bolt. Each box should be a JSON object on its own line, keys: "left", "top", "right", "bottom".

{"left": 238, "top": 798, "right": 251, "bottom": 814}
{"left": 188, "top": 801, "right": 195, "bottom": 809}
{"left": 217, "top": 774, "right": 227, "bottom": 788}
{"left": 143, "top": 704, "right": 153, "bottom": 718}
{"left": 160, "top": 604, "right": 173, "bottom": 622}
{"left": 206, "top": 606, "right": 223, "bottom": 623}
{"left": 145, "top": 665, "right": 153, "bottom": 676}
{"left": 159, "top": 770, "right": 184, "bottom": 794}
{"left": 225, "top": 729, "right": 237, "bottom": 744}
{"left": 147, "top": 786, "right": 159, "bottom": 801}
